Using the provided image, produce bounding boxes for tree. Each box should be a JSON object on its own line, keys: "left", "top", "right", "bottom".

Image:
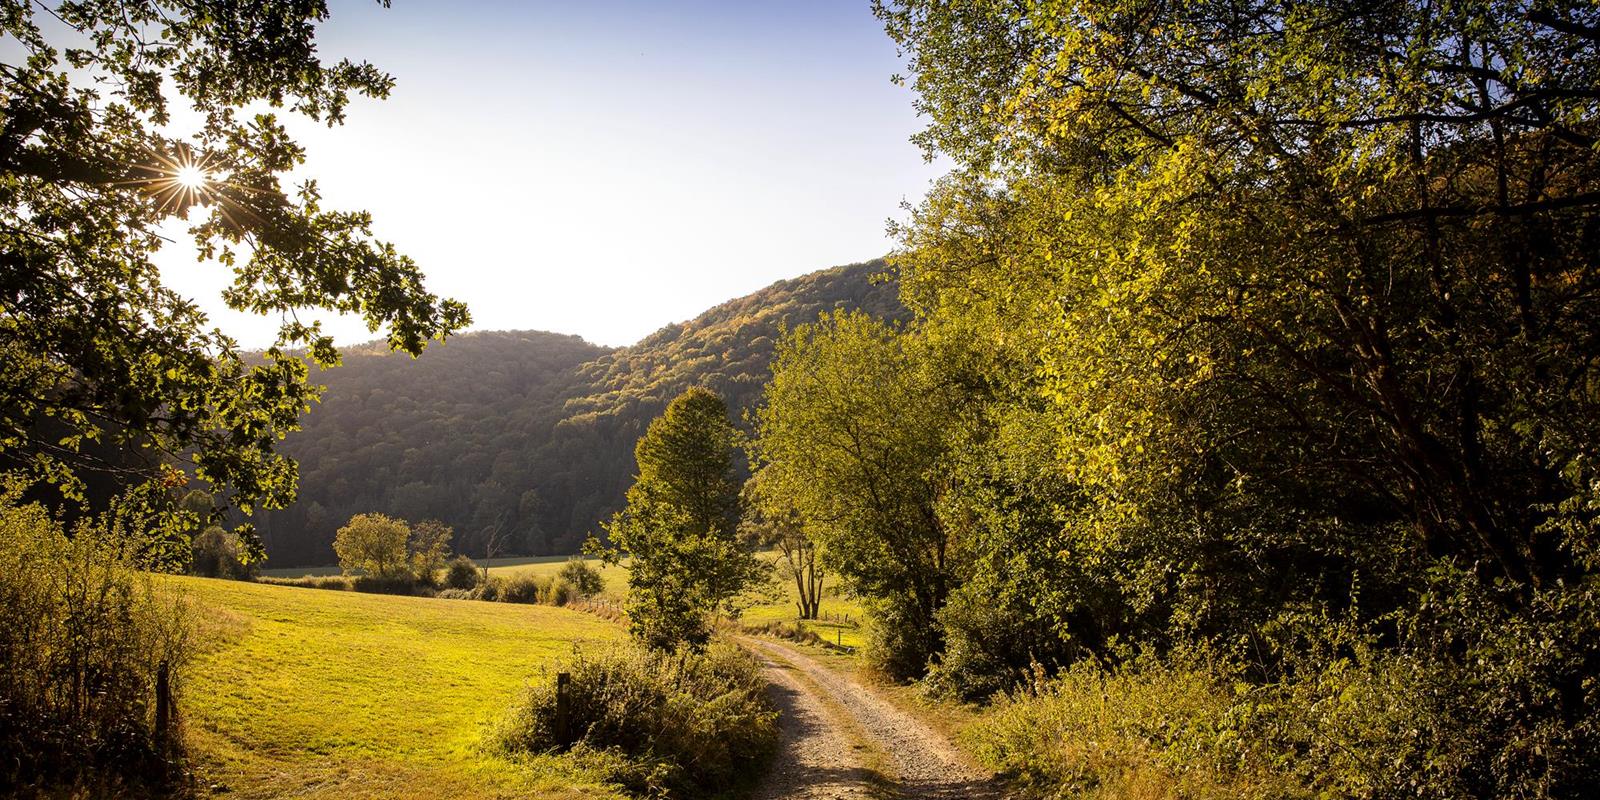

{"left": 333, "top": 512, "right": 410, "bottom": 579}
{"left": 593, "top": 386, "right": 762, "bottom": 650}
{"left": 753, "top": 312, "right": 964, "bottom": 678}
{"left": 407, "top": 518, "right": 452, "bottom": 580}
{"left": 876, "top": 0, "right": 1600, "bottom": 790}
{"left": 741, "top": 469, "right": 824, "bottom": 620}
{"left": 0, "top": 1, "right": 469, "bottom": 563}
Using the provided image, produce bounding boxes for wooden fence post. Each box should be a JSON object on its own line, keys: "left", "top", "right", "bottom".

{"left": 154, "top": 659, "right": 171, "bottom": 747}
{"left": 555, "top": 671, "right": 571, "bottom": 746}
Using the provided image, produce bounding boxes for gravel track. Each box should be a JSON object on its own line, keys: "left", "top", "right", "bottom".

{"left": 744, "top": 637, "right": 1008, "bottom": 800}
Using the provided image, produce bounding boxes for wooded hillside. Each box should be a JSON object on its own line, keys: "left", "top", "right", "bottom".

{"left": 254, "top": 259, "right": 902, "bottom": 566}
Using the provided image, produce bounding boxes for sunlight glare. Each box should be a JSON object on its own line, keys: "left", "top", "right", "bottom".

{"left": 176, "top": 164, "right": 208, "bottom": 190}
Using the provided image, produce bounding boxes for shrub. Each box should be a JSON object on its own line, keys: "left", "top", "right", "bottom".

{"left": 499, "top": 574, "right": 548, "bottom": 604}
{"left": 435, "top": 587, "right": 475, "bottom": 600}
{"left": 542, "top": 577, "right": 576, "bottom": 606}
{"left": 863, "top": 598, "right": 937, "bottom": 682}
{"left": 969, "top": 650, "right": 1299, "bottom": 800}
{"left": 476, "top": 576, "right": 507, "bottom": 602}
{"left": 0, "top": 484, "right": 194, "bottom": 794}
{"left": 968, "top": 576, "right": 1600, "bottom": 800}
{"left": 444, "top": 554, "right": 481, "bottom": 590}
{"left": 557, "top": 558, "right": 606, "bottom": 597}
{"left": 257, "top": 575, "right": 352, "bottom": 591}
{"left": 190, "top": 524, "right": 253, "bottom": 580}
{"left": 495, "top": 640, "right": 778, "bottom": 797}
{"left": 352, "top": 575, "right": 423, "bottom": 596}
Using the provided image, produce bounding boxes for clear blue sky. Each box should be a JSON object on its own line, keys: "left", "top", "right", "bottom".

{"left": 158, "top": 0, "right": 943, "bottom": 348}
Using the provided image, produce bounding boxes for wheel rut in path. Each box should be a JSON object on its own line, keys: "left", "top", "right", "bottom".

{"left": 743, "top": 637, "right": 1009, "bottom": 800}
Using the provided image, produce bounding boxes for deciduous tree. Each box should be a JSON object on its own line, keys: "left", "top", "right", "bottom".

{"left": 595, "top": 386, "right": 762, "bottom": 650}
{"left": 754, "top": 312, "right": 964, "bottom": 678}
{"left": 0, "top": 0, "right": 468, "bottom": 563}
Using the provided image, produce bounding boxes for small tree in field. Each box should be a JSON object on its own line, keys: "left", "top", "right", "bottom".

{"left": 592, "top": 387, "right": 764, "bottom": 650}
{"left": 334, "top": 513, "right": 453, "bottom": 580}
{"left": 742, "top": 470, "right": 824, "bottom": 620}
{"left": 333, "top": 513, "right": 411, "bottom": 578}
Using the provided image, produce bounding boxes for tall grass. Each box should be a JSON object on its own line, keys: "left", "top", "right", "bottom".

{"left": 0, "top": 484, "right": 194, "bottom": 795}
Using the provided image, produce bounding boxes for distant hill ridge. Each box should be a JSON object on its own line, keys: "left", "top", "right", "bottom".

{"left": 254, "top": 258, "right": 903, "bottom": 566}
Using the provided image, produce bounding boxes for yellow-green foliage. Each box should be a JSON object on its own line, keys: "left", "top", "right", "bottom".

{"left": 495, "top": 640, "right": 778, "bottom": 798}
{"left": 489, "top": 556, "right": 628, "bottom": 599}
{"left": 174, "top": 577, "right": 626, "bottom": 799}
{"left": 969, "top": 656, "right": 1306, "bottom": 800}
{"left": 0, "top": 491, "right": 193, "bottom": 793}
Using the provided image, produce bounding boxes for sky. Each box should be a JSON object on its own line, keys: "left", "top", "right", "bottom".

{"left": 156, "top": 0, "right": 945, "bottom": 349}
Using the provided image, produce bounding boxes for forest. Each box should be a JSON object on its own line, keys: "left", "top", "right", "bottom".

{"left": 251, "top": 260, "right": 904, "bottom": 565}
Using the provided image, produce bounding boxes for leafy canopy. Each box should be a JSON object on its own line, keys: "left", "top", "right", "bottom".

{"left": 753, "top": 312, "right": 965, "bottom": 677}
{"left": 595, "top": 386, "right": 762, "bottom": 650}
{"left": 0, "top": 0, "right": 468, "bottom": 562}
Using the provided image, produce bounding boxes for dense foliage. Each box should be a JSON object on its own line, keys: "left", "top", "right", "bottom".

{"left": 755, "top": 313, "right": 968, "bottom": 678}
{"left": 0, "top": 0, "right": 466, "bottom": 561}
{"left": 253, "top": 261, "right": 904, "bottom": 566}
{"left": 596, "top": 387, "right": 763, "bottom": 650}
{"left": 331, "top": 512, "right": 450, "bottom": 581}
{"left": 0, "top": 483, "right": 193, "bottom": 794}
{"left": 495, "top": 641, "right": 778, "bottom": 799}
{"left": 748, "top": 1, "right": 1600, "bottom": 796}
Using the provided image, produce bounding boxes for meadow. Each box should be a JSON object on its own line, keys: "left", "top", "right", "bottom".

{"left": 260, "top": 553, "right": 865, "bottom": 649}
{"left": 170, "top": 576, "right": 625, "bottom": 799}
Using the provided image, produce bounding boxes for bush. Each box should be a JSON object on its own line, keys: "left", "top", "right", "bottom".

{"left": 557, "top": 558, "right": 606, "bottom": 597}
{"left": 257, "top": 575, "right": 352, "bottom": 591}
{"left": 863, "top": 598, "right": 938, "bottom": 682}
{"left": 499, "top": 574, "right": 548, "bottom": 604}
{"left": 0, "top": 484, "right": 193, "bottom": 794}
{"left": 190, "top": 524, "right": 253, "bottom": 580}
{"left": 352, "top": 575, "right": 424, "bottom": 596}
{"left": 495, "top": 640, "right": 778, "bottom": 797}
{"left": 444, "top": 554, "right": 481, "bottom": 590}
{"left": 435, "top": 587, "right": 475, "bottom": 600}
{"left": 968, "top": 575, "right": 1600, "bottom": 800}
{"left": 475, "top": 575, "right": 507, "bottom": 602}
{"left": 542, "top": 577, "right": 576, "bottom": 606}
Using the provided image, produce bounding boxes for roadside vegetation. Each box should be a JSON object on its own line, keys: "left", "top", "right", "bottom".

{"left": 495, "top": 642, "right": 776, "bottom": 799}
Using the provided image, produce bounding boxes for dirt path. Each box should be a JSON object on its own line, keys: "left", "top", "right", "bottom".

{"left": 743, "top": 637, "right": 1008, "bottom": 800}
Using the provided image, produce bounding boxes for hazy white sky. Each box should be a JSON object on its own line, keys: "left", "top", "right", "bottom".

{"left": 157, "top": 0, "right": 943, "bottom": 349}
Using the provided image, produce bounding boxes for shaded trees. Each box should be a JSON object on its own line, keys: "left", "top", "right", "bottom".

{"left": 867, "top": 0, "right": 1600, "bottom": 793}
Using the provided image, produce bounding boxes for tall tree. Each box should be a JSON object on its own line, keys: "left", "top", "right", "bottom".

{"left": 754, "top": 312, "right": 964, "bottom": 678}
{"left": 877, "top": 0, "right": 1600, "bottom": 790}
{"left": 332, "top": 512, "right": 410, "bottom": 579}
{"left": 0, "top": 0, "right": 468, "bottom": 563}
{"left": 594, "top": 386, "right": 761, "bottom": 650}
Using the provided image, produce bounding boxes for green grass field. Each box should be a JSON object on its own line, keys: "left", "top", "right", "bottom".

{"left": 735, "top": 554, "right": 867, "bottom": 650}
{"left": 258, "top": 549, "right": 861, "bottom": 647}
{"left": 169, "top": 577, "right": 626, "bottom": 799}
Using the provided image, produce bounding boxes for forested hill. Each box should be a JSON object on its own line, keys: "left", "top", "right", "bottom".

{"left": 254, "top": 259, "right": 903, "bottom": 566}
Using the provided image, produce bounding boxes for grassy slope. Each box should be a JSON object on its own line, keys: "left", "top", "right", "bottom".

{"left": 171, "top": 577, "right": 625, "bottom": 799}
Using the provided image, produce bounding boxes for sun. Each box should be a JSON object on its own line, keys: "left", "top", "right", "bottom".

{"left": 175, "top": 164, "right": 209, "bottom": 190}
